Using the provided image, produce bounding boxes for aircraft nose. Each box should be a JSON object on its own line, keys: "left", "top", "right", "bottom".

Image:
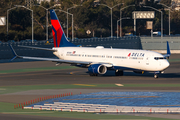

{"left": 163, "top": 60, "right": 170, "bottom": 69}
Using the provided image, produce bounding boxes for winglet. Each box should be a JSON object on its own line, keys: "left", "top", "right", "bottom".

{"left": 163, "top": 41, "right": 171, "bottom": 59}
{"left": 167, "top": 41, "right": 171, "bottom": 56}
{"left": 9, "top": 44, "right": 19, "bottom": 61}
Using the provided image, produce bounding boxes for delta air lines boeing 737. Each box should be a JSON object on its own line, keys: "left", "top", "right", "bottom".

{"left": 10, "top": 10, "right": 171, "bottom": 78}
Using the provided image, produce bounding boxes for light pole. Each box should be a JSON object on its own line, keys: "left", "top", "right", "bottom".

{"left": 67, "top": 5, "right": 82, "bottom": 39}
{"left": 120, "top": 5, "right": 135, "bottom": 37}
{"left": 98, "top": 3, "right": 124, "bottom": 38}
{"left": 157, "top": 3, "right": 173, "bottom": 36}
{"left": 7, "top": 7, "right": 17, "bottom": 41}
{"left": 54, "top": 9, "right": 74, "bottom": 41}
{"left": 33, "top": 5, "right": 56, "bottom": 41}
{"left": 143, "top": 6, "right": 163, "bottom": 39}
{"left": 34, "top": 5, "right": 48, "bottom": 41}
{"left": 7, "top": 5, "right": 34, "bottom": 42}
{"left": 117, "top": 17, "right": 130, "bottom": 38}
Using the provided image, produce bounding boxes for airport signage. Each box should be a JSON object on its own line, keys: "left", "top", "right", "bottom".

{"left": 146, "top": 21, "right": 153, "bottom": 29}
{"left": 86, "top": 30, "right": 91, "bottom": 34}
{"left": 0, "top": 17, "right": 6, "bottom": 26}
{"left": 132, "top": 11, "right": 155, "bottom": 19}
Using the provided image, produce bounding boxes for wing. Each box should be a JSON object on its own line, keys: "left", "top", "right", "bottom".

{"left": 10, "top": 45, "right": 113, "bottom": 67}
{"left": 10, "top": 44, "right": 90, "bottom": 64}
{"left": 18, "top": 45, "right": 56, "bottom": 52}
{"left": 19, "top": 56, "right": 92, "bottom": 65}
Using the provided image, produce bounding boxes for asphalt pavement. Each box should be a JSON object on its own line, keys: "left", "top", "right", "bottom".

{"left": 0, "top": 54, "right": 180, "bottom": 120}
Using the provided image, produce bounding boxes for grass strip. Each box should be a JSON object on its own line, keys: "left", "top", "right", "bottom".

{"left": 0, "top": 66, "right": 76, "bottom": 74}
{"left": 0, "top": 102, "right": 173, "bottom": 120}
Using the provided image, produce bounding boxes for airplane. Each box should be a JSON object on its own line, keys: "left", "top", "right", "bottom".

{"left": 10, "top": 10, "right": 171, "bottom": 78}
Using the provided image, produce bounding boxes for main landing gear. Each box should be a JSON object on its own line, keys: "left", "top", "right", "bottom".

{"left": 115, "top": 70, "right": 123, "bottom": 76}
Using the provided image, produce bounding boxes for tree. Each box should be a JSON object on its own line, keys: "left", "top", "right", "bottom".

{"left": 1, "top": 0, "right": 180, "bottom": 40}
{"left": 160, "top": 0, "right": 171, "bottom": 6}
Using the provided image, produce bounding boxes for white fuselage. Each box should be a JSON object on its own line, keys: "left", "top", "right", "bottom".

{"left": 53, "top": 47, "right": 169, "bottom": 72}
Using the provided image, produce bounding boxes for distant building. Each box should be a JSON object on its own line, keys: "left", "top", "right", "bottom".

{"left": 140, "top": 0, "right": 161, "bottom": 5}
{"left": 37, "top": 0, "right": 51, "bottom": 4}
{"left": 94, "top": 0, "right": 100, "bottom": 7}
{"left": 172, "top": 0, "right": 180, "bottom": 3}
{"left": 175, "top": 4, "right": 180, "bottom": 11}
{"left": 25, "top": 0, "right": 34, "bottom": 8}
{"left": 154, "top": 0, "right": 161, "bottom": 2}
{"left": 94, "top": 0, "right": 100, "bottom": 3}
{"left": 25, "top": 0, "right": 59, "bottom": 8}
{"left": 172, "top": 0, "right": 180, "bottom": 10}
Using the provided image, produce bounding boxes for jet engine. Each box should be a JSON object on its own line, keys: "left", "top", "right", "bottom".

{"left": 88, "top": 64, "right": 107, "bottom": 75}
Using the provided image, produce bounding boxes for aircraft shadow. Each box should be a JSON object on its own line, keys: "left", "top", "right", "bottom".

{"left": 52, "top": 70, "right": 180, "bottom": 78}
{"left": 98, "top": 71, "right": 180, "bottom": 78}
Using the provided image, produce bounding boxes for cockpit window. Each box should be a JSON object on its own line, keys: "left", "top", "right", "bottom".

{"left": 154, "top": 57, "right": 166, "bottom": 60}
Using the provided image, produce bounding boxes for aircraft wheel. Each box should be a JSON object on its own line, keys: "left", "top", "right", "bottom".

{"left": 154, "top": 74, "right": 159, "bottom": 78}
{"left": 115, "top": 70, "right": 123, "bottom": 76}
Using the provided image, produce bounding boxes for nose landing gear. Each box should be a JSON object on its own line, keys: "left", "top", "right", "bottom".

{"left": 154, "top": 71, "right": 160, "bottom": 78}
{"left": 154, "top": 74, "right": 159, "bottom": 78}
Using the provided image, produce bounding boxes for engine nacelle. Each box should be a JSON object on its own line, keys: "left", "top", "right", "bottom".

{"left": 88, "top": 64, "right": 107, "bottom": 75}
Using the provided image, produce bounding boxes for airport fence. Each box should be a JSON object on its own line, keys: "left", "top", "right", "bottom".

{"left": 140, "top": 36, "right": 180, "bottom": 50}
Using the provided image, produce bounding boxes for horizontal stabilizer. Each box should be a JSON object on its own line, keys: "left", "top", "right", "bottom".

{"left": 18, "top": 45, "right": 56, "bottom": 52}
{"left": 9, "top": 44, "right": 20, "bottom": 61}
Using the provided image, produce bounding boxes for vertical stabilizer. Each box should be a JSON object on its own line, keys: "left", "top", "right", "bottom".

{"left": 50, "top": 10, "right": 75, "bottom": 47}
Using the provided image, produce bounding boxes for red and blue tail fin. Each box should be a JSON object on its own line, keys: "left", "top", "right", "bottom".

{"left": 50, "top": 10, "right": 76, "bottom": 47}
